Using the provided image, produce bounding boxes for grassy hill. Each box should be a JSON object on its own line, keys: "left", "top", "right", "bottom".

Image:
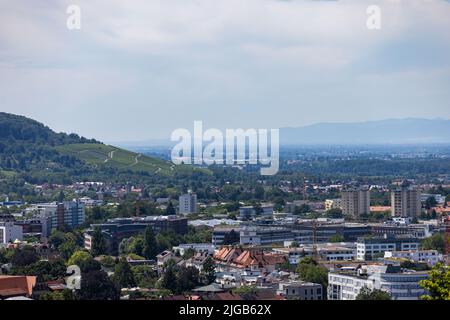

{"left": 56, "top": 143, "right": 175, "bottom": 176}
{"left": 0, "top": 112, "right": 210, "bottom": 183}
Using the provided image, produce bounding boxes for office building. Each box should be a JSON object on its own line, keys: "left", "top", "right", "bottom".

{"left": 328, "top": 265, "right": 428, "bottom": 300}
{"left": 356, "top": 235, "right": 420, "bottom": 261}
{"left": 239, "top": 204, "right": 274, "bottom": 221}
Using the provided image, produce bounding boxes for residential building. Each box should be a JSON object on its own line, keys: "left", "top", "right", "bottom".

{"left": 276, "top": 281, "right": 323, "bottom": 300}
{"left": 391, "top": 187, "right": 421, "bottom": 218}
{"left": 356, "top": 235, "right": 420, "bottom": 261}
{"left": 328, "top": 265, "right": 428, "bottom": 300}
{"left": 173, "top": 243, "right": 215, "bottom": 256}
{"left": 179, "top": 193, "right": 198, "bottom": 215}
{"left": 214, "top": 247, "right": 287, "bottom": 276}
{"left": 30, "top": 200, "right": 85, "bottom": 235}
{"left": 0, "top": 276, "right": 37, "bottom": 300}
{"left": 325, "top": 199, "right": 342, "bottom": 211}
{"left": 341, "top": 188, "right": 370, "bottom": 218}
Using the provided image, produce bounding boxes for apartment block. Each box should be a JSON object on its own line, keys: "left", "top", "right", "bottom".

{"left": 341, "top": 188, "right": 370, "bottom": 218}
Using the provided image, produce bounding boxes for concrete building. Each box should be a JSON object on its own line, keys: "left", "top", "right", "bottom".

{"left": 212, "top": 227, "right": 241, "bottom": 246}
{"left": 273, "top": 243, "right": 356, "bottom": 264}
{"left": 179, "top": 193, "right": 198, "bottom": 215}
{"left": 0, "top": 219, "right": 23, "bottom": 244}
{"left": 325, "top": 199, "right": 342, "bottom": 211}
{"left": 391, "top": 187, "right": 421, "bottom": 218}
{"left": 239, "top": 204, "right": 274, "bottom": 221}
{"left": 173, "top": 243, "right": 215, "bottom": 256}
{"left": 420, "top": 194, "right": 446, "bottom": 205}
{"left": 341, "top": 188, "right": 370, "bottom": 218}
{"left": 276, "top": 281, "right": 323, "bottom": 300}
{"left": 240, "top": 227, "right": 294, "bottom": 246}
{"left": 84, "top": 216, "right": 188, "bottom": 254}
{"left": 30, "top": 200, "right": 85, "bottom": 235}
{"left": 384, "top": 250, "right": 443, "bottom": 266}
{"left": 356, "top": 236, "right": 420, "bottom": 261}
{"left": 328, "top": 265, "right": 428, "bottom": 300}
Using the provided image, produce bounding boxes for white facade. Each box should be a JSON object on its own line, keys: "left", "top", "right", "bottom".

{"left": 179, "top": 193, "right": 198, "bottom": 215}
{"left": 173, "top": 243, "right": 215, "bottom": 256}
{"left": 328, "top": 266, "right": 428, "bottom": 300}
{"left": 356, "top": 238, "right": 420, "bottom": 261}
{"left": 384, "top": 250, "right": 443, "bottom": 266}
{"left": 30, "top": 200, "right": 85, "bottom": 234}
{"left": 0, "top": 221, "right": 23, "bottom": 244}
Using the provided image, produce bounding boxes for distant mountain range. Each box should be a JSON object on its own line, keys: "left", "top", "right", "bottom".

{"left": 281, "top": 118, "right": 450, "bottom": 145}
{"left": 114, "top": 118, "right": 450, "bottom": 148}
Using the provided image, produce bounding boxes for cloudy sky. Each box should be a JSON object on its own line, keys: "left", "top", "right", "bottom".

{"left": 0, "top": 0, "right": 450, "bottom": 142}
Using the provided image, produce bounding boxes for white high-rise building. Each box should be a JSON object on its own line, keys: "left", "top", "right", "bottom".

{"left": 179, "top": 193, "right": 198, "bottom": 215}
{"left": 391, "top": 187, "right": 421, "bottom": 218}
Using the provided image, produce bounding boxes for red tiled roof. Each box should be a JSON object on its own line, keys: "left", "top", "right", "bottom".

{"left": 0, "top": 276, "right": 36, "bottom": 298}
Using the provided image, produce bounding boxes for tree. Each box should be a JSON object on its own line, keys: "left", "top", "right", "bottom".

{"left": 132, "top": 265, "right": 158, "bottom": 288}
{"left": 356, "top": 286, "right": 391, "bottom": 300}
{"left": 325, "top": 208, "right": 343, "bottom": 219}
{"left": 11, "top": 246, "right": 39, "bottom": 267}
{"left": 58, "top": 190, "right": 65, "bottom": 202}
{"left": 293, "top": 204, "right": 311, "bottom": 215}
{"left": 143, "top": 226, "right": 158, "bottom": 260}
{"left": 419, "top": 263, "right": 450, "bottom": 300}
{"left": 232, "top": 286, "right": 259, "bottom": 299}
{"left": 202, "top": 256, "right": 216, "bottom": 284}
{"left": 296, "top": 257, "right": 328, "bottom": 297}
{"left": 223, "top": 229, "right": 239, "bottom": 245}
{"left": 76, "top": 270, "right": 120, "bottom": 300}
{"left": 176, "top": 266, "right": 200, "bottom": 294}
{"left": 422, "top": 233, "right": 445, "bottom": 254}
{"left": 91, "top": 227, "right": 107, "bottom": 257}
{"left": 182, "top": 248, "right": 196, "bottom": 260}
{"left": 67, "top": 250, "right": 101, "bottom": 273}
{"left": 425, "top": 196, "right": 438, "bottom": 209}
{"left": 329, "top": 235, "right": 345, "bottom": 243}
{"left": 67, "top": 250, "right": 92, "bottom": 267}
{"left": 160, "top": 265, "right": 178, "bottom": 293}
{"left": 165, "top": 201, "right": 176, "bottom": 215}
{"left": 113, "top": 257, "right": 136, "bottom": 289}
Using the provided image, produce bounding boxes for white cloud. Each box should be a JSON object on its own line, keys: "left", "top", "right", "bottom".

{"left": 0, "top": 0, "right": 450, "bottom": 140}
